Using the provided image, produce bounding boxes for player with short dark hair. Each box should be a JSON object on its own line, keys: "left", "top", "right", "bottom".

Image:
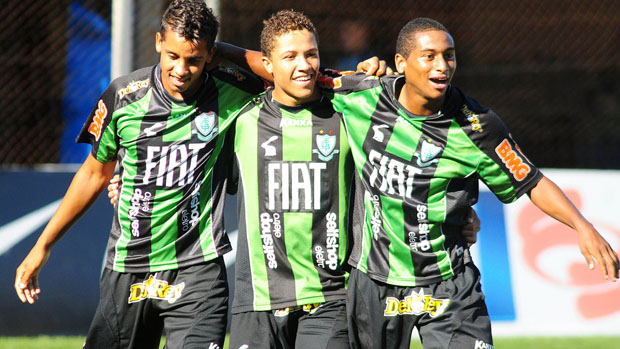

{"left": 14, "top": 1, "right": 263, "bottom": 348}
{"left": 322, "top": 17, "right": 619, "bottom": 348}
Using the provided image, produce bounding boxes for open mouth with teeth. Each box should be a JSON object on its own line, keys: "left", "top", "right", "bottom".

{"left": 294, "top": 76, "right": 313, "bottom": 82}
{"left": 430, "top": 77, "right": 449, "bottom": 89}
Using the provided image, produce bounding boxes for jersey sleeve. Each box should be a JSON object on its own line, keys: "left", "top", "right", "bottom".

{"left": 468, "top": 107, "right": 543, "bottom": 203}
{"left": 75, "top": 81, "right": 120, "bottom": 163}
{"left": 319, "top": 71, "right": 383, "bottom": 115}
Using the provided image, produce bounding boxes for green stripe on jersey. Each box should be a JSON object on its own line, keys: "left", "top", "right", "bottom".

{"left": 281, "top": 107, "right": 324, "bottom": 304}
{"left": 282, "top": 108, "right": 312, "bottom": 161}
{"left": 382, "top": 195, "right": 415, "bottom": 285}
{"left": 149, "top": 189, "right": 181, "bottom": 269}
{"left": 283, "top": 211, "right": 323, "bottom": 303}
{"left": 163, "top": 103, "right": 194, "bottom": 142}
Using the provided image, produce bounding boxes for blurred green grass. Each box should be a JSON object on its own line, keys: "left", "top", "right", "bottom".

{"left": 1, "top": 335, "right": 619, "bottom": 348}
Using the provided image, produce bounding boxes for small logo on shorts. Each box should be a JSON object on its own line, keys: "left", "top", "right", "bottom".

{"left": 475, "top": 340, "right": 493, "bottom": 349}
{"left": 128, "top": 275, "right": 185, "bottom": 304}
{"left": 383, "top": 289, "right": 449, "bottom": 318}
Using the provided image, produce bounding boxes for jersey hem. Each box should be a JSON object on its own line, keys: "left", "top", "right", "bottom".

{"left": 107, "top": 244, "right": 232, "bottom": 273}
{"left": 352, "top": 263, "right": 465, "bottom": 287}
{"left": 231, "top": 292, "right": 346, "bottom": 314}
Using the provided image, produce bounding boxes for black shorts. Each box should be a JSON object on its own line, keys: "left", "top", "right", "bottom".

{"left": 229, "top": 300, "right": 349, "bottom": 349}
{"left": 84, "top": 257, "right": 228, "bottom": 349}
{"left": 347, "top": 262, "right": 492, "bottom": 349}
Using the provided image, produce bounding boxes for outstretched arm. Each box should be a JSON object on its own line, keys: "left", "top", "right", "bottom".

{"left": 529, "top": 176, "right": 619, "bottom": 281}
{"left": 15, "top": 154, "right": 117, "bottom": 304}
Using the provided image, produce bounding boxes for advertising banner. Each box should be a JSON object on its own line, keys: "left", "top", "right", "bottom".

{"left": 1, "top": 168, "right": 619, "bottom": 336}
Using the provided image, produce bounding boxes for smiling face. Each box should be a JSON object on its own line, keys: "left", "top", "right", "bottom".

{"left": 395, "top": 29, "right": 456, "bottom": 115}
{"left": 262, "top": 29, "right": 321, "bottom": 107}
{"left": 156, "top": 29, "right": 214, "bottom": 100}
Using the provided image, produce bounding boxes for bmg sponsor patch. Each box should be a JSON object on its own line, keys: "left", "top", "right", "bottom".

{"left": 384, "top": 289, "right": 449, "bottom": 318}
{"left": 128, "top": 275, "right": 185, "bottom": 304}
{"left": 495, "top": 138, "right": 531, "bottom": 181}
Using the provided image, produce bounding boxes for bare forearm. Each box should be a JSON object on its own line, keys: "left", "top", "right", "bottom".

{"left": 35, "top": 156, "right": 115, "bottom": 251}
{"left": 216, "top": 42, "right": 272, "bottom": 82}
{"left": 529, "top": 176, "right": 590, "bottom": 230}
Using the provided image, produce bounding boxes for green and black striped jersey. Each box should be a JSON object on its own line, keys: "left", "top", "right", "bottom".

{"left": 323, "top": 73, "right": 543, "bottom": 287}
{"left": 77, "top": 64, "right": 264, "bottom": 273}
{"left": 230, "top": 89, "right": 354, "bottom": 312}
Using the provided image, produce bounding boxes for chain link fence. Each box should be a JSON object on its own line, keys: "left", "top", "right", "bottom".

{"left": 2, "top": 0, "right": 619, "bottom": 168}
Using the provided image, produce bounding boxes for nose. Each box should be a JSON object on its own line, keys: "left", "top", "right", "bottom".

{"left": 434, "top": 56, "right": 448, "bottom": 72}
{"left": 174, "top": 59, "right": 189, "bottom": 76}
{"left": 296, "top": 56, "right": 312, "bottom": 71}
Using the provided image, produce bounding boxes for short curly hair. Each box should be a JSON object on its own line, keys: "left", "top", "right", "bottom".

{"left": 396, "top": 18, "right": 449, "bottom": 58}
{"left": 160, "top": 0, "right": 219, "bottom": 48}
{"left": 260, "top": 9, "right": 318, "bottom": 58}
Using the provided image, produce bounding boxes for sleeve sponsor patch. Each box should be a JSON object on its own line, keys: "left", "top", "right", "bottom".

{"left": 88, "top": 99, "right": 108, "bottom": 141}
{"left": 495, "top": 138, "right": 531, "bottom": 181}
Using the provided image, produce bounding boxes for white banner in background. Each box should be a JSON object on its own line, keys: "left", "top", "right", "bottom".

{"left": 480, "top": 169, "right": 620, "bottom": 336}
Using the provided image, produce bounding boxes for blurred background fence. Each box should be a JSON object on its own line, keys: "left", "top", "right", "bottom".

{"left": 2, "top": 0, "right": 620, "bottom": 167}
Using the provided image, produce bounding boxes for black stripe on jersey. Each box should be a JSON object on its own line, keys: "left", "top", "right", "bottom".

{"left": 402, "top": 114, "right": 452, "bottom": 281}
{"left": 256, "top": 103, "right": 297, "bottom": 305}
{"left": 309, "top": 102, "right": 347, "bottom": 297}
{"left": 123, "top": 81, "right": 166, "bottom": 266}
{"left": 173, "top": 77, "right": 222, "bottom": 264}
{"left": 358, "top": 91, "right": 397, "bottom": 279}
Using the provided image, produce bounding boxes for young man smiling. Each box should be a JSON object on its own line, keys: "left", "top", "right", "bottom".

{"left": 226, "top": 10, "right": 352, "bottom": 348}
{"left": 323, "top": 17, "right": 620, "bottom": 348}
{"left": 14, "top": 1, "right": 264, "bottom": 348}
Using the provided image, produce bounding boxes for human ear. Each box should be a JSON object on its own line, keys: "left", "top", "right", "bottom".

{"left": 262, "top": 56, "right": 273, "bottom": 74}
{"left": 155, "top": 32, "right": 163, "bottom": 53}
{"left": 395, "top": 54, "right": 406, "bottom": 74}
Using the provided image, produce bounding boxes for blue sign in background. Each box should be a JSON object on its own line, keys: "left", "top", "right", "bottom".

{"left": 475, "top": 191, "right": 516, "bottom": 321}
{"left": 0, "top": 170, "right": 111, "bottom": 335}
{"left": 0, "top": 170, "right": 516, "bottom": 335}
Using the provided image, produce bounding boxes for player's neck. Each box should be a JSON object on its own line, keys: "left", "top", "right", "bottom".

{"left": 397, "top": 84, "right": 444, "bottom": 116}
{"left": 271, "top": 84, "right": 321, "bottom": 107}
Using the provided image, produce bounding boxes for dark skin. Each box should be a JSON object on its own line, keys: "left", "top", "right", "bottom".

{"left": 395, "top": 29, "right": 618, "bottom": 281}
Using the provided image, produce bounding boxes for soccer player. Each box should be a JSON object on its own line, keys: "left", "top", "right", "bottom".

{"left": 225, "top": 10, "right": 352, "bottom": 348}
{"left": 322, "top": 17, "right": 620, "bottom": 348}
{"left": 222, "top": 11, "right": 481, "bottom": 349}
{"left": 105, "top": 10, "right": 480, "bottom": 348}
{"left": 14, "top": 1, "right": 264, "bottom": 348}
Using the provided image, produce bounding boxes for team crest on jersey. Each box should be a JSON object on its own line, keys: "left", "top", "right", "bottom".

{"left": 195, "top": 111, "right": 218, "bottom": 141}
{"left": 414, "top": 138, "right": 443, "bottom": 167}
{"left": 313, "top": 130, "right": 339, "bottom": 161}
